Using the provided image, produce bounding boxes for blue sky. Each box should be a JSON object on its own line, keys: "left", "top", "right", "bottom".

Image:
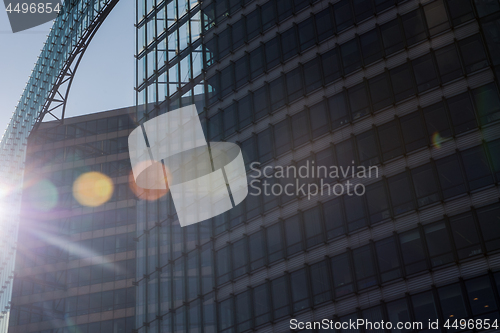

{"left": 0, "top": 0, "right": 135, "bottom": 136}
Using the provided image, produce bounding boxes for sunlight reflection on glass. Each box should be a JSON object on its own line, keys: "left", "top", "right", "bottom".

{"left": 25, "top": 179, "right": 58, "bottom": 211}
{"left": 432, "top": 131, "right": 444, "bottom": 149}
{"left": 73, "top": 172, "right": 114, "bottom": 207}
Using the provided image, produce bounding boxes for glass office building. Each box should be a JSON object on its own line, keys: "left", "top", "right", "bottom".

{"left": 135, "top": 0, "right": 500, "bottom": 332}
{"left": 7, "top": 107, "right": 138, "bottom": 333}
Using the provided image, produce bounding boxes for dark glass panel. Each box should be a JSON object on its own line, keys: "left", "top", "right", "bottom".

{"left": 412, "top": 53, "right": 439, "bottom": 93}
{"left": 303, "top": 58, "right": 323, "bottom": 94}
{"left": 353, "top": 0, "right": 373, "bottom": 22}
{"left": 477, "top": 204, "right": 500, "bottom": 252}
{"left": 322, "top": 48, "right": 341, "bottom": 84}
{"left": 232, "top": 18, "right": 245, "bottom": 50}
{"left": 378, "top": 120, "right": 403, "bottom": 161}
{"left": 356, "top": 129, "right": 379, "bottom": 167}
{"left": 249, "top": 46, "right": 264, "bottom": 80}
{"left": 223, "top": 104, "right": 237, "bottom": 137}
{"left": 265, "top": 37, "right": 281, "bottom": 70}
{"left": 253, "top": 86, "right": 269, "bottom": 120}
{"left": 218, "top": 29, "right": 231, "bottom": 59}
{"left": 269, "top": 76, "right": 286, "bottom": 112}
{"left": 460, "top": 145, "right": 493, "bottom": 190}
{"left": 411, "top": 164, "right": 440, "bottom": 207}
{"left": 344, "top": 195, "right": 367, "bottom": 231}
{"left": 249, "top": 230, "right": 266, "bottom": 270}
{"left": 315, "top": 8, "right": 334, "bottom": 42}
{"left": 284, "top": 215, "right": 303, "bottom": 256}
{"left": 271, "top": 276, "right": 290, "bottom": 318}
{"left": 253, "top": 284, "right": 271, "bottom": 326}
{"left": 298, "top": 17, "right": 316, "bottom": 52}
{"left": 261, "top": 1, "right": 276, "bottom": 31}
{"left": 360, "top": 29, "right": 383, "bottom": 64}
{"left": 365, "top": 181, "right": 391, "bottom": 224}
{"left": 481, "top": 15, "right": 500, "bottom": 66}
{"left": 458, "top": 35, "right": 489, "bottom": 74}
{"left": 402, "top": 9, "right": 427, "bottom": 45}
{"left": 290, "top": 268, "right": 310, "bottom": 312}
{"left": 412, "top": 292, "right": 439, "bottom": 327}
{"left": 435, "top": 154, "right": 466, "bottom": 199}
{"left": 274, "top": 119, "right": 292, "bottom": 156}
{"left": 220, "top": 65, "right": 233, "bottom": 98}
{"left": 438, "top": 283, "right": 468, "bottom": 320}
{"left": 241, "top": 136, "right": 257, "bottom": 170}
{"left": 423, "top": 102, "right": 452, "bottom": 143}
{"left": 237, "top": 95, "right": 253, "bottom": 129}
{"left": 435, "top": 43, "right": 463, "bottom": 83}
{"left": 267, "top": 223, "right": 284, "bottom": 263}
{"left": 368, "top": 72, "right": 393, "bottom": 111}
{"left": 400, "top": 111, "right": 428, "bottom": 152}
{"left": 465, "top": 276, "right": 498, "bottom": 315}
{"left": 472, "top": 83, "right": 500, "bottom": 125}
{"left": 446, "top": 91, "right": 477, "bottom": 134}
{"left": 276, "top": 0, "right": 293, "bottom": 22}
{"left": 257, "top": 127, "right": 273, "bottom": 162}
{"left": 235, "top": 291, "right": 252, "bottom": 332}
{"left": 216, "top": 247, "right": 231, "bottom": 285}
{"left": 390, "top": 63, "right": 416, "bottom": 102}
{"left": 387, "top": 172, "right": 415, "bottom": 215}
{"left": 219, "top": 298, "right": 233, "bottom": 331}
{"left": 331, "top": 253, "right": 354, "bottom": 296}
{"left": 328, "top": 91, "right": 350, "bottom": 129}
{"left": 234, "top": 55, "right": 248, "bottom": 89}
{"left": 309, "top": 101, "right": 330, "bottom": 139}
{"left": 340, "top": 38, "right": 362, "bottom": 75}
{"left": 246, "top": 9, "right": 261, "bottom": 40}
{"left": 316, "top": 147, "right": 335, "bottom": 183}
{"left": 333, "top": 0, "right": 353, "bottom": 31}
{"left": 303, "top": 206, "right": 324, "bottom": 248}
{"left": 348, "top": 82, "right": 370, "bottom": 119}
{"left": 381, "top": 19, "right": 404, "bottom": 55}
{"left": 446, "top": 0, "right": 474, "bottom": 26}
{"left": 335, "top": 138, "right": 356, "bottom": 177}
{"left": 375, "top": 237, "right": 401, "bottom": 282}
{"left": 286, "top": 67, "right": 304, "bottom": 102}
{"left": 352, "top": 245, "right": 377, "bottom": 289}
{"left": 310, "top": 261, "right": 332, "bottom": 305}
{"left": 424, "top": 221, "right": 454, "bottom": 267}
{"left": 399, "top": 229, "right": 427, "bottom": 275}
{"left": 449, "top": 212, "right": 482, "bottom": 259}
{"left": 232, "top": 238, "right": 248, "bottom": 279}
{"left": 424, "top": 0, "right": 450, "bottom": 36}
{"left": 487, "top": 139, "right": 500, "bottom": 180}
{"left": 281, "top": 28, "right": 298, "bottom": 61}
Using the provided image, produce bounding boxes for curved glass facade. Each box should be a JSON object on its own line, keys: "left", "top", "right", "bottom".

{"left": 134, "top": 0, "right": 500, "bottom": 331}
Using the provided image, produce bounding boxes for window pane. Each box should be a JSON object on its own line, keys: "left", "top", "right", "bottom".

{"left": 290, "top": 268, "right": 309, "bottom": 312}
{"left": 400, "top": 111, "right": 428, "bottom": 152}
{"left": 378, "top": 120, "right": 403, "bottom": 161}
{"left": 265, "top": 37, "right": 280, "bottom": 69}
{"left": 281, "top": 28, "right": 298, "bottom": 61}
{"left": 253, "top": 284, "right": 271, "bottom": 326}
{"left": 424, "top": 0, "right": 450, "bottom": 36}
{"left": 390, "top": 63, "right": 416, "bottom": 102}
{"left": 412, "top": 292, "right": 438, "bottom": 324}
{"left": 323, "top": 197, "right": 345, "bottom": 238}
{"left": 310, "top": 261, "right": 331, "bottom": 305}
{"left": 344, "top": 195, "right": 367, "bottom": 231}
{"left": 387, "top": 299, "right": 411, "bottom": 333}
{"left": 411, "top": 164, "right": 440, "bottom": 207}
{"left": 365, "top": 181, "right": 391, "bottom": 224}
{"left": 352, "top": 245, "right": 377, "bottom": 289}
{"left": 447, "top": 92, "right": 477, "bottom": 134}
{"left": 477, "top": 204, "right": 500, "bottom": 252}
{"left": 235, "top": 291, "right": 251, "bottom": 331}
{"left": 286, "top": 67, "right": 304, "bottom": 102}
{"left": 348, "top": 82, "right": 370, "bottom": 119}
{"left": 216, "top": 247, "right": 230, "bottom": 285}
{"left": 246, "top": 10, "right": 261, "bottom": 40}
{"left": 412, "top": 53, "right": 439, "bottom": 93}
{"left": 269, "top": 76, "right": 286, "bottom": 112}
{"left": 328, "top": 91, "right": 350, "bottom": 129}
{"left": 298, "top": 17, "right": 315, "bottom": 52}
{"left": 424, "top": 221, "right": 454, "bottom": 267}
{"left": 331, "top": 253, "right": 354, "bottom": 296}
{"left": 381, "top": 19, "right": 404, "bottom": 55}
{"left": 316, "top": 8, "right": 334, "bottom": 42}
{"left": 232, "top": 238, "right": 248, "bottom": 278}
{"left": 399, "top": 229, "right": 427, "bottom": 275}
{"left": 253, "top": 86, "right": 269, "bottom": 120}
{"left": 375, "top": 237, "right": 401, "bottom": 282}
{"left": 261, "top": 1, "right": 276, "bottom": 31}
{"left": 267, "top": 223, "right": 284, "bottom": 262}
{"left": 234, "top": 56, "right": 248, "bottom": 89}
{"left": 291, "top": 110, "right": 310, "bottom": 147}
{"left": 341, "top": 38, "right": 362, "bottom": 74}
{"left": 450, "top": 212, "right": 482, "bottom": 259}
{"left": 423, "top": 102, "right": 452, "bottom": 144}
{"left": 368, "top": 72, "right": 393, "bottom": 111}
{"left": 238, "top": 95, "right": 253, "bottom": 129}
{"left": 249, "top": 46, "right": 264, "bottom": 80}
{"left": 257, "top": 128, "right": 273, "bottom": 162}
{"left": 309, "top": 101, "right": 330, "bottom": 139}
{"left": 303, "top": 206, "right": 324, "bottom": 248}
{"left": 402, "top": 9, "right": 427, "bottom": 45}
{"left": 461, "top": 145, "right": 493, "bottom": 190}
{"left": 465, "top": 276, "right": 498, "bottom": 315}
{"left": 284, "top": 215, "right": 303, "bottom": 255}
{"left": 438, "top": 283, "right": 468, "bottom": 320}
{"left": 322, "top": 48, "right": 341, "bottom": 84}
{"left": 223, "top": 104, "right": 237, "bottom": 137}
{"left": 435, "top": 43, "right": 462, "bottom": 83}
{"left": 303, "top": 58, "right": 323, "bottom": 94}
{"left": 271, "top": 276, "right": 290, "bottom": 318}
{"left": 435, "top": 154, "right": 466, "bottom": 199}
{"left": 446, "top": 0, "right": 474, "bottom": 26}
{"left": 249, "top": 230, "right": 266, "bottom": 270}
{"left": 335, "top": 138, "right": 356, "bottom": 175}
{"left": 472, "top": 83, "right": 500, "bottom": 125}
{"left": 458, "top": 35, "right": 489, "bottom": 74}
{"left": 334, "top": 0, "right": 353, "bottom": 32}
{"left": 360, "top": 29, "right": 383, "bottom": 64}
{"left": 356, "top": 129, "right": 380, "bottom": 167}
{"left": 274, "top": 119, "right": 291, "bottom": 156}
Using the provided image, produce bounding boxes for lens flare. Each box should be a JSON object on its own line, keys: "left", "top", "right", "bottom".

{"left": 73, "top": 172, "right": 114, "bottom": 207}
{"left": 128, "top": 160, "right": 170, "bottom": 201}
{"left": 432, "top": 131, "right": 443, "bottom": 149}
{"left": 25, "top": 179, "right": 58, "bottom": 211}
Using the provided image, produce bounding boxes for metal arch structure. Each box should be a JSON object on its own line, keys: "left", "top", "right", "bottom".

{"left": 0, "top": 0, "right": 119, "bottom": 331}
